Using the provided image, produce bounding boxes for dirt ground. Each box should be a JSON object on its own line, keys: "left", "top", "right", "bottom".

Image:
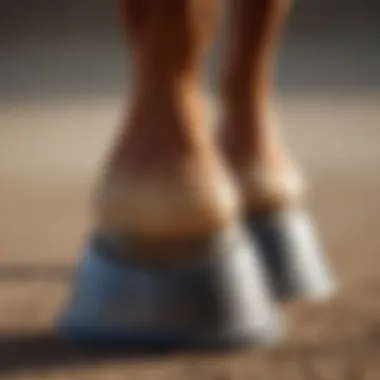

{"left": 0, "top": 94, "right": 379, "bottom": 379}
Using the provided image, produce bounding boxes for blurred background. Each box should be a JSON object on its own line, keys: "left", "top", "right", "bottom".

{"left": 0, "top": 1, "right": 380, "bottom": 379}
{"left": 0, "top": 0, "right": 379, "bottom": 99}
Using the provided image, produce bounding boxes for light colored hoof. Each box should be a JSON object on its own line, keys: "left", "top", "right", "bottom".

{"left": 56, "top": 225, "right": 284, "bottom": 349}
{"left": 249, "top": 210, "right": 338, "bottom": 302}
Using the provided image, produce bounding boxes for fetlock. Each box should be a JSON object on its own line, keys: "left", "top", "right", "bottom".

{"left": 237, "top": 162, "right": 304, "bottom": 213}
{"left": 95, "top": 146, "right": 241, "bottom": 243}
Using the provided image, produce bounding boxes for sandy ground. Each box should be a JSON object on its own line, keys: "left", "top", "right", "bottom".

{"left": 0, "top": 94, "right": 380, "bottom": 379}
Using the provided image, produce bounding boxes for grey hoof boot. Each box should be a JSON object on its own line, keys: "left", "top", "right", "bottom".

{"left": 248, "top": 210, "right": 338, "bottom": 301}
{"left": 56, "top": 224, "right": 284, "bottom": 349}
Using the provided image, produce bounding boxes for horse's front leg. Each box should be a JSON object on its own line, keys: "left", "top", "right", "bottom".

{"left": 56, "top": 0, "right": 282, "bottom": 348}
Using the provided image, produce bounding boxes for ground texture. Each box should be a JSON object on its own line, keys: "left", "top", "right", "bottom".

{"left": 0, "top": 95, "right": 379, "bottom": 379}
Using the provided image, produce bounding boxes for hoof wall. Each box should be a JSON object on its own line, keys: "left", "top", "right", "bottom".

{"left": 56, "top": 226, "right": 284, "bottom": 349}
{"left": 248, "top": 210, "right": 338, "bottom": 301}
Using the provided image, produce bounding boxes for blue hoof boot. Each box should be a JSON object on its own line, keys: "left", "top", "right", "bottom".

{"left": 56, "top": 225, "right": 284, "bottom": 349}
{"left": 248, "top": 210, "right": 338, "bottom": 301}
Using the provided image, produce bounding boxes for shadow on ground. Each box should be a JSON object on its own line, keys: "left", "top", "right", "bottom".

{"left": 0, "top": 331, "right": 150, "bottom": 374}
{"left": 0, "top": 331, "right": 249, "bottom": 375}
{"left": 1, "top": 329, "right": 380, "bottom": 376}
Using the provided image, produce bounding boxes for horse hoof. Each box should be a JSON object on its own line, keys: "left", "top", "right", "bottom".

{"left": 248, "top": 210, "right": 338, "bottom": 301}
{"left": 56, "top": 225, "right": 284, "bottom": 349}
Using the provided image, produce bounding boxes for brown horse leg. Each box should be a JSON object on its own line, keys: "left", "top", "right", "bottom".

{"left": 95, "top": 0, "right": 240, "bottom": 262}
{"left": 219, "top": 0, "right": 338, "bottom": 300}
{"left": 57, "top": 0, "right": 282, "bottom": 348}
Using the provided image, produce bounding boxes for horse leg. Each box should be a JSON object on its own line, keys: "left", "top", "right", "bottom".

{"left": 219, "top": 0, "right": 338, "bottom": 300}
{"left": 56, "top": 0, "right": 282, "bottom": 348}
